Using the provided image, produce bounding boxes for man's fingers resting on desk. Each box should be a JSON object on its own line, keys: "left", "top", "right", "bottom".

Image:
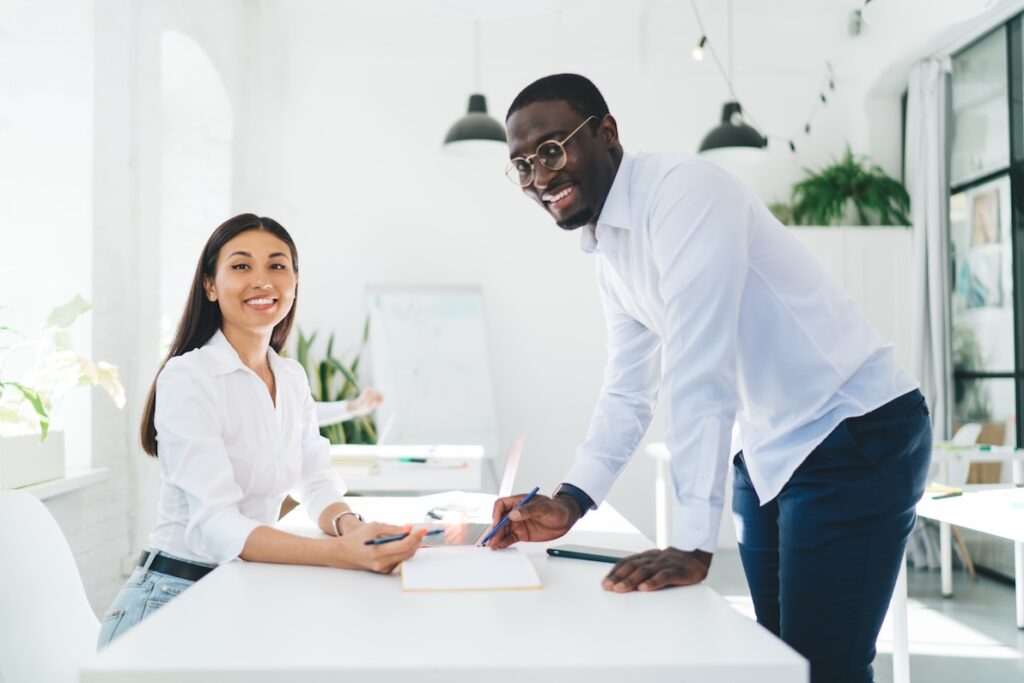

{"left": 602, "top": 548, "right": 713, "bottom": 592}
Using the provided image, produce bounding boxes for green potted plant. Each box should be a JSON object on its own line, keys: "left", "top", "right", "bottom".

{"left": 295, "top": 317, "right": 377, "bottom": 445}
{"left": 0, "top": 295, "right": 125, "bottom": 488}
{"left": 790, "top": 147, "right": 910, "bottom": 226}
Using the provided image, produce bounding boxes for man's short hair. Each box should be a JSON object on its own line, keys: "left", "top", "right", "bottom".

{"left": 506, "top": 73, "right": 610, "bottom": 123}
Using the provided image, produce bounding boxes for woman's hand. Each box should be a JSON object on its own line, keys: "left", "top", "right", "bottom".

{"left": 346, "top": 388, "right": 383, "bottom": 417}
{"left": 331, "top": 522, "right": 424, "bottom": 574}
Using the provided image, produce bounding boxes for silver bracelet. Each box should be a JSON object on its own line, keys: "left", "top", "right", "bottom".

{"left": 331, "top": 510, "right": 364, "bottom": 537}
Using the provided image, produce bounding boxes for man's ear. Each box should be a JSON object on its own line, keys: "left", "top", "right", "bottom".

{"left": 203, "top": 276, "right": 217, "bottom": 302}
{"left": 598, "top": 114, "right": 619, "bottom": 148}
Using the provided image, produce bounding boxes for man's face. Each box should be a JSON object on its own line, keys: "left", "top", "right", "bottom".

{"left": 506, "top": 100, "right": 618, "bottom": 230}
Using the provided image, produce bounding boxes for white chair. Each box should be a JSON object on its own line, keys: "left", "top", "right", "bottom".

{"left": 0, "top": 490, "right": 99, "bottom": 683}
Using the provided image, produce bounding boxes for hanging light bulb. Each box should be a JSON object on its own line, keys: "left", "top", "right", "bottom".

{"left": 692, "top": 36, "right": 707, "bottom": 61}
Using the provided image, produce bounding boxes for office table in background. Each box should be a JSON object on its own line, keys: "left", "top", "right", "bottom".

{"left": 81, "top": 494, "right": 807, "bottom": 683}
{"left": 330, "top": 443, "right": 486, "bottom": 493}
{"left": 915, "top": 485, "right": 1024, "bottom": 628}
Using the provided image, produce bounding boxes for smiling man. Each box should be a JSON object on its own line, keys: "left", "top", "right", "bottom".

{"left": 488, "top": 74, "right": 932, "bottom": 683}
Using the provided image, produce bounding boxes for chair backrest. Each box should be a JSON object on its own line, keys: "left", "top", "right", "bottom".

{"left": 0, "top": 490, "right": 99, "bottom": 683}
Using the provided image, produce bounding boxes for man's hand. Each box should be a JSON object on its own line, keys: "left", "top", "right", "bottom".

{"left": 602, "top": 547, "right": 712, "bottom": 592}
{"left": 485, "top": 493, "right": 581, "bottom": 549}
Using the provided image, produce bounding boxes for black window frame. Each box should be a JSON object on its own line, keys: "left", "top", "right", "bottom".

{"left": 948, "top": 16, "right": 1024, "bottom": 446}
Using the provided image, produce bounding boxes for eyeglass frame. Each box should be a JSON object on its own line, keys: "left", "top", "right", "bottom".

{"left": 505, "top": 115, "right": 599, "bottom": 187}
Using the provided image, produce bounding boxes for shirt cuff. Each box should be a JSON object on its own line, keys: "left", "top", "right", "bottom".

{"left": 669, "top": 500, "right": 724, "bottom": 553}
{"left": 561, "top": 456, "right": 619, "bottom": 507}
{"left": 194, "top": 510, "right": 263, "bottom": 564}
{"left": 301, "top": 468, "right": 347, "bottom": 526}
{"left": 555, "top": 483, "right": 596, "bottom": 517}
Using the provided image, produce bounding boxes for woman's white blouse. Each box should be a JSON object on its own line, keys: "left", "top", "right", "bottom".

{"left": 148, "top": 330, "right": 345, "bottom": 564}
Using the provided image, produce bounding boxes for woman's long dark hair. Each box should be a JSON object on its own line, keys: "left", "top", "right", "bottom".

{"left": 140, "top": 214, "right": 299, "bottom": 456}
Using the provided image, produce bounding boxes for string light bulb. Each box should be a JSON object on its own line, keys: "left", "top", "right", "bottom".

{"left": 692, "top": 35, "right": 707, "bottom": 61}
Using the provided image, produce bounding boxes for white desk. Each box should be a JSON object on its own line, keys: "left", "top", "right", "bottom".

{"left": 82, "top": 495, "right": 807, "bottom": 683}
{"left": 915, "top": 486, "right": 1024, "bottom": 628}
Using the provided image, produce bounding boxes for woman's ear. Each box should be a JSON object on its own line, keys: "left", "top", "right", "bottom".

{"left": 203, "top": 276, "right": 217, "bottom": 302}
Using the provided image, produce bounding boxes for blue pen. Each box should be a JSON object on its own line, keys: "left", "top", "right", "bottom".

{"left": 479, "top": 486, "right": 541, "bottom": 547}
{"left": 364, "top": 528, "right": 444, "bottom": 545}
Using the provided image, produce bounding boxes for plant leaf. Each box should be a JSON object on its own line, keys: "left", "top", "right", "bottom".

{"left": 46, "top": 295, "right": 92, "bottom": 329}
{"left": 6, "top": 381, "right": 49, "bottom": 439}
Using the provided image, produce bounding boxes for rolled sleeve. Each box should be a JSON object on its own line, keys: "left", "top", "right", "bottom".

{"left": 296, "top": 382, "right": 346, "bottom": 525}
{"left": 565, "top": 278, "right": 663, "bottom": 506}
{"left": 155, "top": 362, "right": 261, "bottom": 563}
{"left": 652, "top": 164, "right": 749, "bottom": 552}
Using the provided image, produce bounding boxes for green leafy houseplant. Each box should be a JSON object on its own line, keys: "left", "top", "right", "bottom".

{"left": 0, "top": 295, "right": 125, "bottom": 440}
{"left": 295, "top": 318, "right": 377, "bottom": 445}
{"left": 791, "top": 147, "right": 910, "bottom": 226}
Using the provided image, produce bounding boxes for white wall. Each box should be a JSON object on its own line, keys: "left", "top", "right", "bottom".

{"left": 0, "top": 0, "right": 94, "bottom": 469}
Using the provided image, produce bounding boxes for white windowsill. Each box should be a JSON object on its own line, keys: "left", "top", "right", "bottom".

{"left": 20, "top": 468, "right": 110, "bottom": 501}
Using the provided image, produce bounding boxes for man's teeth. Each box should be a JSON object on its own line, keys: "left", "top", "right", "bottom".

{"left": 246, "top": 298, "right": 275, "bottom": 305}
{"left": 544, "top": 186, "right": 574, "bottom": 203}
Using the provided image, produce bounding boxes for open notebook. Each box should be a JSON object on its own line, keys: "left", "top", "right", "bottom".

{"left": 400, "top": 546, "right": 541, "bottom": 592}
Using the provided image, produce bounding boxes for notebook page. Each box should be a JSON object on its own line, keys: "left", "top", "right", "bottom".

{"left": 400, "top": 546, "right": 541, "bottom": 591}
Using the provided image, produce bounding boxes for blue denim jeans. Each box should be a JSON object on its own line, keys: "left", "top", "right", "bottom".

{"left": 732, "top": 389, "right": 931, "bottom": 683}
{"left": 96, "top": 551, "right": 209, "bottom": 649}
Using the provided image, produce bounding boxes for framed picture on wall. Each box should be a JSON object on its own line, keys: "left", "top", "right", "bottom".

{"left": 970, "top": 186, "right": 1000, "bottom": 246}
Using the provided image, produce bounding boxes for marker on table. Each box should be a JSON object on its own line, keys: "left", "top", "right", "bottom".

{"left": 364, "top": 529, "right": 444, "bottom": 545}
{"left": 932, "top": 491, "right": 963, "bottom": 500}
{"left": 479, "top": 486, "right": 541, "bottom": 547}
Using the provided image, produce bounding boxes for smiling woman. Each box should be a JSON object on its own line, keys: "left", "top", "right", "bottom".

{"left": 96, "top": 214, "right": 427, "bottom": 650}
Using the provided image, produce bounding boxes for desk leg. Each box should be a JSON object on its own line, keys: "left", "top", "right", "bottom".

{"left": 940, "top": 521, "right": 953, "bottom": 597}
{"left": 654, "top": 456, "right": 670, "bottom": 549}
{"left": 891, "top": 553, "right": 911, "bottom": 683}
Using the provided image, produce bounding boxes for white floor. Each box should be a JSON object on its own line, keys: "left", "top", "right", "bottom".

{"left": 704, "top": 549, "right": 1024, "bottom": 683}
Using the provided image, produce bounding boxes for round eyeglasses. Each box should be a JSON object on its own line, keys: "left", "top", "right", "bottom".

{"left": 505, "top": 115, "right": 598, "bottom": 186}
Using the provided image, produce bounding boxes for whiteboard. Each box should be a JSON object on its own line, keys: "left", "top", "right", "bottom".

{"left": 367, "top": 287, "right": 498, "bottom": 461}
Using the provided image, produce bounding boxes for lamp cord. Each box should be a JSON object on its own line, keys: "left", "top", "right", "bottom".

{"left": 689, "top": 0, "right": 835, "bottom": 150}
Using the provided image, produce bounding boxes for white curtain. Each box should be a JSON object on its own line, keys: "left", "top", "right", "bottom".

{"left": 906, "top": 58, "right": 953, "bottom": 441}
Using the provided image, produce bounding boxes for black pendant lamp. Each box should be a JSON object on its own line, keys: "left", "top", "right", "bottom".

{"left": 443, "top": 20, "right": 506, "bottom": 151}
{"left": 444, "top": 93, "right": 506, "bottom": 145}
{"left": 699, "top": 102, "right": 766, "bottom": 153}
{"left": 697, "top": 0, "right": 767, "bottom": 155}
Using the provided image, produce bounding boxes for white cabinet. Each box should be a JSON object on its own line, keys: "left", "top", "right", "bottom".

{"left": 789, "top": 226, "right": 914, "bottom": 371}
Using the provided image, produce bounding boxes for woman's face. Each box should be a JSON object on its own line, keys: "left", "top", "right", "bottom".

{"left": 204, "top": 230, "right": 297, "bottom": 337}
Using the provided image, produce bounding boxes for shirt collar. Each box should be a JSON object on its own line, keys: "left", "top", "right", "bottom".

{"left": 203, "top": 328, "right": 283, "bottom": 376}
{"left": 580, "top": 153, "right": 634, "bottom": 254}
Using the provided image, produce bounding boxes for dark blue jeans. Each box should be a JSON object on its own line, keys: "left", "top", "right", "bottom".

{"left": 732, "top": 389, "right": 931, "bottom": 683}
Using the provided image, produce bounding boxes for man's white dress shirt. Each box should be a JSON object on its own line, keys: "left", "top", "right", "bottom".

{"left": 563, "top": 153, "right": 918, "bottom": 552}
{"left": 149, "top": 330, "right": 345, "bottom": 564}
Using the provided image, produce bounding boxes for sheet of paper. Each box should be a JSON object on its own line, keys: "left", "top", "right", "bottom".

{"left": 400, "top": 546, "right": 541, "bottom": 592}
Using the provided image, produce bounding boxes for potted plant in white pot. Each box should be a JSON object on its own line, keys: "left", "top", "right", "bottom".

{"left": 0, "top": 295, "right": 125, "bottom": 488}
